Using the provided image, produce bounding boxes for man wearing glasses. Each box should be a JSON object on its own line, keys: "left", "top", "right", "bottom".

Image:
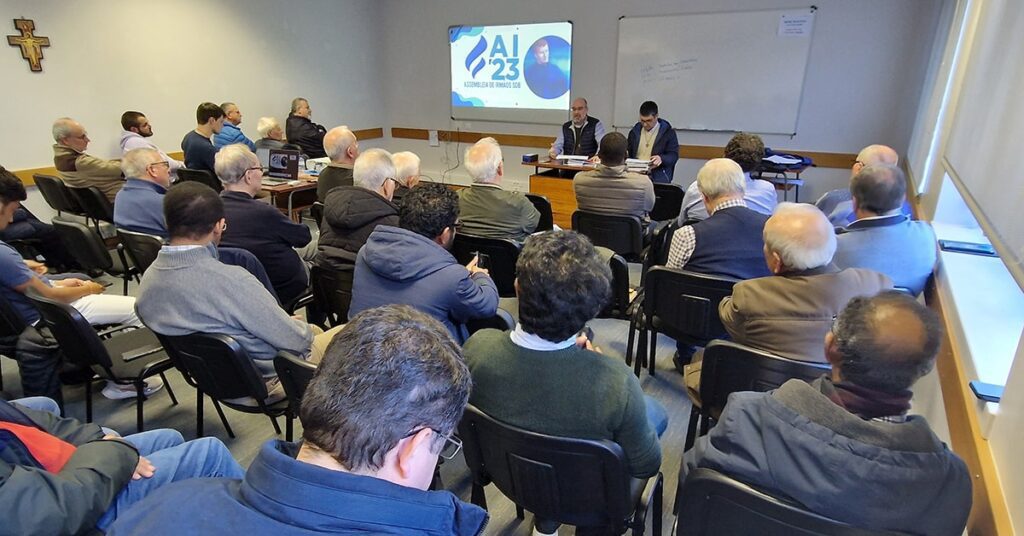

{"left": 52, "top": 117, "right": 124, "bottom": 202}
{"left": 548, "top": 97, "right": 606, "bottom": 160}
{"left": 114, "top": 148, "right": 173, "bottom": 239}
{"left": 108, "top": 304, "right": 489, "bottom": 535}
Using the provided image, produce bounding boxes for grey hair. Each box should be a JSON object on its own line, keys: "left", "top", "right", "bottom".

{"left": 52, "top": 117, "right": 77, "bottom": 142}
{"left": 256, "top": 117, "right": 279, "bottom": 138}
{"left": 354, "top": 148, "right": 396, "bottom": 192}
{"left": 324, "top": 126, "right": 356, "bottom": 162}
{"left": 464, "top": 137, "right": 502, "bottom": 183}
{"left": 121, "top": 148, "right": 161, "bottom": 178}
{"left": 697, "top": 158, "right": 745, "bottom": 200}
{"left": 290, "top": 97, "right": 308, "bottom": 114}
{"left": 392, "top": 151, "right": 421, "bottom": 184}
{"left": 764, "top": 202, "right": 837, "bottom": 270}
{"left": 214, "top": 144, "right": 259, "bottom": 185}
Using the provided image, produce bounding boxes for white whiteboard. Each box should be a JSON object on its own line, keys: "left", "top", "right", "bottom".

{"left": 613, "top": 8, "right": 816, "bottom": 134}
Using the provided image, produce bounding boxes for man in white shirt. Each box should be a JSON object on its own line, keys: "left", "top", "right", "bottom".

{"left": 679, "top": 132, "right": 778, "bottom": 222}
{"left": 119, "top": 111, "right": 184, "bottom": 177}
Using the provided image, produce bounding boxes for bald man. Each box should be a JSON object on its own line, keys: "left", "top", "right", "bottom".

{"left": 549, "top": 98, "right": 606, "bottom": 160}
{"left": 719, "top": 202, "right": 892, "bottom": 363}
{"left": 318, "top": 126, "right": 359, "bottom": 202}
{"left": 684, "top": 291, "right": 971, "bottom": 535}
{"left": 815, "top": 144, "right": 902, "bottom": 226}
{"left": 833, "top": 164, "right": 937, "bottom": 295}
{"left": 459, "top": 138, "right": 539, "bottom": 242}
{"left": 52, "top": 118, "right": 124, "bottom": 202}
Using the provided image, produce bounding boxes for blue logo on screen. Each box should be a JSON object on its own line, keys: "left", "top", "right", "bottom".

{"left": 465, "top": 36, "right": 488, "bottom": 78}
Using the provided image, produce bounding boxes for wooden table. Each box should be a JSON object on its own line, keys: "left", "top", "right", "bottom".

{"left": 523, "top": 160, "right": 595, "bottom": 229}
{"left": 261, "top": 174, "right": 317, "bottom": 222}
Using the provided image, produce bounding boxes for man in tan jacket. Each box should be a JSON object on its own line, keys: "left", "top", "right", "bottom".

{"left": 52, "top": 117, "right": 123, "bottom": 202}
{"left": 573, "top": 132, "right": 655, "bottom": 224}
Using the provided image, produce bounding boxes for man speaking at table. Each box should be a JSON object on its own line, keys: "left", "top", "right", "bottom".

{"left": 627, "top": 101, "right": 679, "bottom": 184}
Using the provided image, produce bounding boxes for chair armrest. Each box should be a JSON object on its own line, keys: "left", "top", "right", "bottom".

{"left": 96, "top": 324, "right": 138, "bottom": 338}
{"left": 121, "top": 344, "right": 163, "bottom": 363}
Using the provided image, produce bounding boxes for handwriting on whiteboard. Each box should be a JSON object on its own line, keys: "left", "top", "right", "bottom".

{"left": 640, "top": 58, "right": 697, "bottom": 84}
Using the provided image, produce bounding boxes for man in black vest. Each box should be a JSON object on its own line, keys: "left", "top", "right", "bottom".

{"left": 548, "top": 98, "right": 606, "bottom": 160}
{"left": 666, "top": 158, "right": 771, "bottom": 369}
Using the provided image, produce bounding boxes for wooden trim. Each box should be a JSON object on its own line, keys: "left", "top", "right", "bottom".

{"left": 927, "top": 284, "right": 1013, "bottom": 535}
{"left": 391, "top": 127, "right": 856, "bottom": 169}
{"left": 353, "top": 127, "right": 384, "bottom": 140}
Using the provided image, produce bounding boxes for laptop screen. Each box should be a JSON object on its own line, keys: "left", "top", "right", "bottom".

{"left": 267, "top": 149, "right": 300, "bottom": 180}
{"left": 256, "top": 147, "right": 271, "bottom": 169}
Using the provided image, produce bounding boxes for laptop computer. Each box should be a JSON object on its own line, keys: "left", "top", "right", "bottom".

{"left": 264, "top": 148, "right": 300, "bottom": 183}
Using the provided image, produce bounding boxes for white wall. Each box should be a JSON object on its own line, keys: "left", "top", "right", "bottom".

{"left": 377, "top": 0, "right": 942, "bottom": 201}
{"left": 1, "top": 0, "right": 386, "bottom": 169}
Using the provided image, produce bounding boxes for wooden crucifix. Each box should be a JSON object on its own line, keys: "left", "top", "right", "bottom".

{"left": 7, "top": 18, "right": 50, "bottom": 72}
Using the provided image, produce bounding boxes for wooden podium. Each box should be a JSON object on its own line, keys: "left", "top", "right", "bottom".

{"left": 523, "top": 160, "right": 596, "bottom": 229}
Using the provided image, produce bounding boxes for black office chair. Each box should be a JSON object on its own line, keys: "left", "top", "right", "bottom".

{"left": 525, "top": 193, "right": 554, "bottom": 232}
{"left": 26, "top": 290, "right": 176, "bottom": 431}
{"left": 177, "top": 168, "right": 222, "bottom": 192}
{"left": 155, "top": 331, "right": 292, "bottom": 440}
{"left": 310, "top": 201, "right": 325, "bottom": 229}
{"left": 675, "top": 468, "right": 902, "bottom": 536}
{"left": 52, "top": 220, "right": 135, "bottom": 295}
{"left": 0, "top": 291, "right": 29, "bottom": 393}
{"left": 626, "top": 267, "right": 738, "bottom": 377}
{"left": 651, "top": 183, "right": 685, "bottom": 222}
{"left": 459, "top": 405, "right": 663, "bottom": 535}
{"left": 273, "top": 351, "right": 317, "bottom": 427}
{"left": 600, "top": 253, "right": 634, "bottom": 320}
{"left": 686, "top": 339, "right": 830, "bottom": 451}
{"left": 33, "top": 174, "right": 85, "bottom": 217}
{"left": 309, "top": 264, "right": 354, "bottom": 327}
{"left": 66, "top": 186, "right": 114, "bottom": 234}
{"left": 465, "top": 308, "right": 516, "bottom": 336}
{"left": 572, "top": 211, "right": 644, "bottom": 261}
{"left": 116, "top": 229, "right": 164, "bottom": 275}
{"left": 451, "top": 234, "right": 521, "bottom": 297}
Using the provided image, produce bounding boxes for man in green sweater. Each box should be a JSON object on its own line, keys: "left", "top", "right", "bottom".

{"left": 463, "top": 230, "right": 666, "bottom": 536}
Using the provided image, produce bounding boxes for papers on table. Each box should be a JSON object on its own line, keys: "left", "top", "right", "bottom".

{"left": 555, "top": 154, "right": 589, "bottom": 163}
{"left": 764, "top": 154, "right": 803, "bottom": 165}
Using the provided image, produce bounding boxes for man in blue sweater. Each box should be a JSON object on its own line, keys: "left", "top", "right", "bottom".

{"left": 180, "top": 102, "right": 224, "bottom": 174}
{"left": 213, "top": 102, "right": 256, "bottom": 150}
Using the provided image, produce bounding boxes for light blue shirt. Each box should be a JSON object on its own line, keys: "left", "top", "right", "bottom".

{"left": 678, "top": 172, "right": 778, "bottom": 223}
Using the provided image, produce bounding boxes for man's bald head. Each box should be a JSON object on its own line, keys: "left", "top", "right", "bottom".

{"left": 827, "top": 291, "right": 942, "bottom": 393}
{"left": 852, "top": 144, "right": 898, "bottom": 178}
{"left": 763, "top": 202, "right": 837, "bottom": 273}
{"left": 851, "top": 164, "right": 906, "bottom": 215}
{"left": 323, "top": 126, "right": 358, "bottom": 164}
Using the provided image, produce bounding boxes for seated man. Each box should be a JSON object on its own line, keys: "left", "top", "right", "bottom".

{"left": 573, "top": 132, "right": 655, "bottom": 224}
{"left": 180, "top": 102, "right": 224, "bottom": 175}
{"left": 108, "top": 305, "right": 488, "bottom": 535}
{"left": 350, "top": 182, "right": 498, "bottom": 343}
{"left": 0, "top": 169, "right": 158, "bottom": 403}
{"left": 464, "top": 230, "right": 664, "bottom": 536}
{"left": 549, "top": 97, "right": 605, "bottom": 160}
{"left": 679, "top": 132, "right": 777, "bottom": 222}
{"left": 316, "top": 148, "right": 400, "bottom": 269}
{"left": 213, "top": 102, "right": 256, "bottom": 150}
{"left": 216, "top": 144, "right": 313, "bottom": 306}
{"left": 317, "top": 126, "right": 359, "bottom": 202}
{"left": 719, "top": 202, "right": 892, "bottom": 363}
{"left": 119, "top": 111, "right": 184, "bottom": 177}
{"left": 626, "top": 101, "right": 679, "bottom": 184}
{"left": 684, "top": 291, "right": 972, "bottom": 536}
{"left": 0, "top": 166, "right": 75, "bottom": 270}
{"left": 1, "top": 397, "right": 243, "bottom": 534}
{"left": 114, "top": 148, "right": 172, "bottom": 239}
{"left": 815, "top": 143, "right": 902, "bottom": 227}
{"left": 458, "top": 137, "right": 540, "bottom": 242}
{"left": 254, "top": 117, "right": 299, "bottom": 152}
{"left": 833, "top": 164, "right": 937, "bottom": 295}
{"left": 285, "top": 97, "right": 328, "bottom": 159}
{"left": 666, "top": 158, "right": 772, "bottom": 370}
{"left": 52, "top": 117, "right": 124, "bottom": 202}
{"left": 137, "top": 182, "right": 342, "bottom": 390}
{"left": 390, "top": 150, "right": 421, "bottom": 203}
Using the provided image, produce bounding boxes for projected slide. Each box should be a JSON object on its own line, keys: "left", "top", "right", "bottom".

{"left": 450, "top": 21, "right": 572, "bottom": 123}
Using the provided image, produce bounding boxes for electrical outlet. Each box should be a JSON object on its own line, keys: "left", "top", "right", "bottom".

{"left": 428, "top": 130, "right": 440, "bottom": 146}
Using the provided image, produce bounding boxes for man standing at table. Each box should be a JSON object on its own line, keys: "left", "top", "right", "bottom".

{"left": 285, "top": 97, "right": 328, "bottom": 159}
{"left": 627, "top": 101, "right": 679, "bottom": 184}
{"left": 548, "top": 98, "right": 605, "bottom": 160}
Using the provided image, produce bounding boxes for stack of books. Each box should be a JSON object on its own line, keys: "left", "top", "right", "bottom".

{"left": 626, "top": 158, "right": 652, "bottom": 173}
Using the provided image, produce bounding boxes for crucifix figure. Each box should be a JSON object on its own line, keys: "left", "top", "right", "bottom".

{"left": 7, "top": 18, "right": 50, "bottom": 72}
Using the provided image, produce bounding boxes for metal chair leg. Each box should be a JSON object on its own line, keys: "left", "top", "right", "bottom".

{"left": 196, "top": 391, "right": 204, "bottom": 437}
{"left": 470, "top": 483, "right": 488, "bottom": 510}
{"left": 85, "top": 380, "right": 93, "bottom": 423}
{"left": 211, "top": 399, "right": 234, "bottom": 438}
{"left": 635, "top": 325, "right": 647, "bottom": 378}
{"left": 683, "top": 405, "right": 700, "bottom": 452}
{"left": 268, "top": 414, "right": 282, "bottom": 435}
{"left": 136, "top": 381, "right": 145, "bottom": 433}
{"left": 515, "top": 505, "right": 525, "bottom": 520}
{"left": 648, "top": 331, "right": 658, "bottom": 377}
{"left": 285, "top": 411, "right": 294, "bottom": 442}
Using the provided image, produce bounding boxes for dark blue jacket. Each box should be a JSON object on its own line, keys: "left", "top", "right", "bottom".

{"left": 686, "top": 206, "right": 771, "bottom": 280}
{"left": 627, "top": 118, "right": 679, "bottom": 184}
{"left": 113, "top": 178, "right": 169, "bottom": 239}
{"left": 350, "top": 225, "right": 498, "bottom": 343}
{"left": 180, "top": 130, "right": 218, "bottom": 174}
{"left": 107, "top": 440, "right": 489, "bottom": 535}
{"left": 213, "top": 121, "right": 256, "bottom": 151}
{"left": 560, "top": 116, "right": 601, "bottom": 157}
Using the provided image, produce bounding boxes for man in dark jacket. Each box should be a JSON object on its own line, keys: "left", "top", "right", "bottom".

{"left": 626, "top": 101, "right": 680, "bottom": 184}
{"left": 0, "top": 397, "right": 242, "bottom": 534}
{"left": 285, "top": 97, "right": 327, "bottom": 159}
{"left": 108, "top": 305, "right": 489, "bottom": 536}
{"left": 684, "top": 291, "right": 972, "bottom": 536}
{"left": 316, "top": 148, "right": 400, "bottom": 269}
{"left": 349, "top": 183, "right": 499, "bottom": 343}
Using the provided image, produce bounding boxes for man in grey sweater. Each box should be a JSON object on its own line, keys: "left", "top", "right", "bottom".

{"left": 137, "top": 182, "right": 342, "bottom": 388}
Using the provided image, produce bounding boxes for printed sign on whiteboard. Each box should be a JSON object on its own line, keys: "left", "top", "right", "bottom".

{"left": 778, "top": 13, "right": 814, "bottom": 37}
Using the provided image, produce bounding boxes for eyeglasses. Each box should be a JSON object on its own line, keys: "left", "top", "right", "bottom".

{"left": 853, "top": 160, "right": 865, "bottom": 167}
{"left": 246, "top": 166, "right": 263, "bottom": 174}
{"left": 570, "top": 106, "right": 587, "bottom": 112}
{"left": 404, "top": 428, "right": 463, "bottom": 460}
{"left": 148, "top": 160, "right": 170, "bottom": 170}
{"left": 384, "top": 177, "right": 401, "bottom": 188}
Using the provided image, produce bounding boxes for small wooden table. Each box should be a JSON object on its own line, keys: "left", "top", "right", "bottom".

{"left": 261, "top": 174, "right": 317, "bottom": 222}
